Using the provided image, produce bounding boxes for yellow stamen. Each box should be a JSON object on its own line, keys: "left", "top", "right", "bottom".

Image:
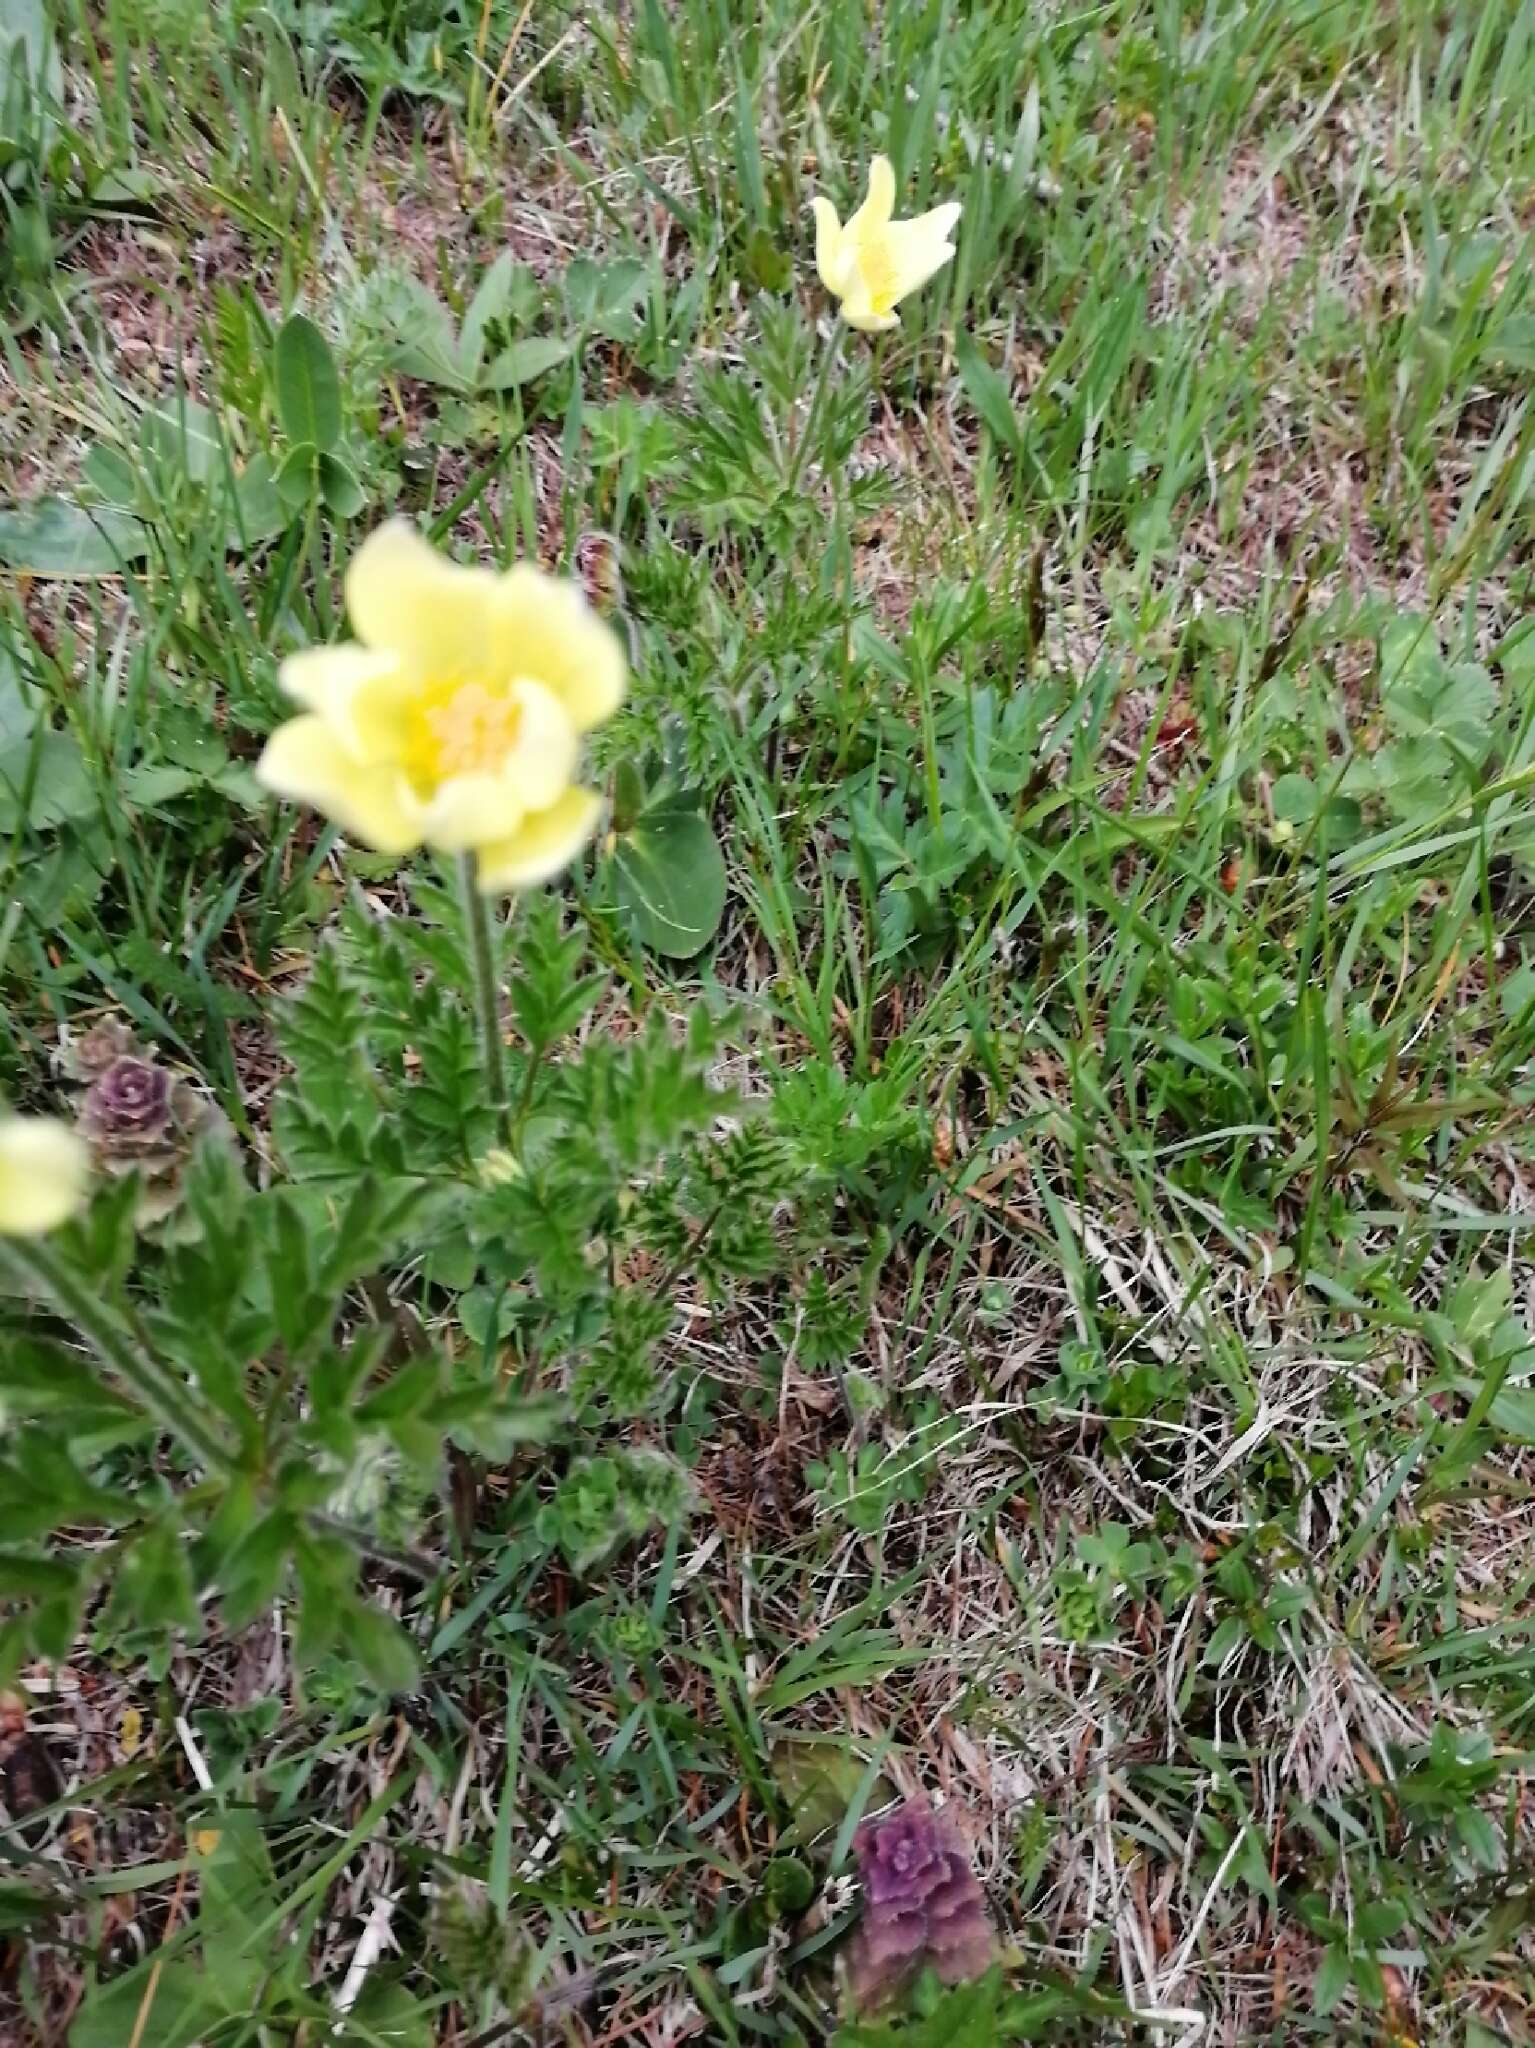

{"left": 407, "top": 682, "right": 523, "bottom": 783}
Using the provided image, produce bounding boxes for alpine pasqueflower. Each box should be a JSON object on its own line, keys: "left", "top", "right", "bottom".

{"left": 810, "top": 156, "right": 961, "bottom": 333}
{"left": 0, "top": 1116, "right": 89, "bottom": 1236}
{"left": 257, "top": 520, "right": 626, "bottom": 891}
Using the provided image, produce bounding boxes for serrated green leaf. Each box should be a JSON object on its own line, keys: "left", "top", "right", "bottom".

{"left": 481, "top": 335, "right": 572, "bottom": 390}
{"left": 382, "top": 276, "right": 467, "bottom": 389}
{"left": 113, "top": 1522, "right": 197, "bottom": 1631}
{"left": 119, "top": 763, "right": 201, "bottom": 807}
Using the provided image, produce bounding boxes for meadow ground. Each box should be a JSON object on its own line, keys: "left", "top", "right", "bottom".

{"left": 2, "top": 1, "right": 1535, "bottom": 2042}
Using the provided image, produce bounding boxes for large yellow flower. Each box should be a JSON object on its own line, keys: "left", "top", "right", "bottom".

{"left": 0, "top": 1117, "right": 89, "bottom": 1236}
{"left": 258, "top": 521, "right": 626, "bottom": 890}
{"left": 810, "top": 156, "right": 961, "bottom": 334}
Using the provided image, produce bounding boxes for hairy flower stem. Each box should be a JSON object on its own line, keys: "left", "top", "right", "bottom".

{"left": 0, "top": 1237, "right": 233, "bottom": 1473}
{"left": 309, "top": 1511, "right": 441, "bottom": 1584}
{"left": 784, "top": 316, "right": 845, "bottom": 500}
{"left": 459, "top": 851, "right": 510, "bottom": 1143}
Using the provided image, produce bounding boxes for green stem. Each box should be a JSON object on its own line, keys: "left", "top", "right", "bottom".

{"left": 0, "top": 1236, "right": 233, "bottom": 1473}
{"left": 784, "top": 316, "right": 845, "bottom": 499}
{"left": 459, "top": 850, "right": 509, "bottom": 1140}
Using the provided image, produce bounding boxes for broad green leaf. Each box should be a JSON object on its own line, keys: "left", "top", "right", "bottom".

{"left": 71, "top": 1958, "right": 229, "bottom": 2048}
{"left": 0, "top": 0, "right": 49, "bottom": 64}
{"left": 80, "top": 443, "right": 138, "bottom": 505}
{"left": 0, "top": 1883, "right": 59, "bottom": 1933}
{"left": 0, "top": 1551, "right": 77, "bottom": 1599}
{"left": 197, "top": 1810, "right": 281, "bottom": 2001}
{"left": 1311, "top": 1944, "right": 1351, "bottom": 2017}
{"left": 0, "top": 727, "right": 98, "bottom": 831}
{"left": 0, "top": 647, "right": 35, "bottom": 742}
{"left": 613, "top": 806, "right": 727, "bottom": 957}
{"left": 1501, "top": 962, "right": 1535, "bottom": 1022}
{"left": 89, "top": 165, "right": 160, "bottom": 204}
{"left": 10, "top": 837, "right": 106, "bottom": 920}
{"left": 71, "top": 1814, "right": 279, "bottom": 2048}
{"left": 140, "top": 394, "right": 223, "bottom": 483}
{"left": 1271, "top": 772, "right": 1318, "bottom": 823}
{"left": 276, "top": 442, "right": 319, "bottom": 513}
{"left": 770, "top": 1736, "right": 893, "bottom": 1845}
{"left": 955, "top": 329, "right": 1023, "bottom": 459}
{"left": 318, "top": 451, "right": 365, "bottom": 520}
{"left": 227, "top": 451, "right": 288, "bottom": 547}
{"left": 111, "top": 1522, "right": 197, "bottom": 1631}
{"left": 0, "top": 0, "right": 60, "bottom": 160}
{"left": 274, "top": 313, "right": 343, "bottom": 451}
{"left": 340, "top": 1980, "right": 434, "bottom": 2046}
{"left": 0, "top": 498, "right": 148, "bottom": 574}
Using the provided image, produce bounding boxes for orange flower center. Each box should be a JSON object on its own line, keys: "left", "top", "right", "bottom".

{"left": 406, "top": 681, "right": 523, "bottom": 783}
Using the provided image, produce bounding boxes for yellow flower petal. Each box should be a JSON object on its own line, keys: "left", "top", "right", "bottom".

{"left": 845, "top": 153, "right": 896, "bottom": 240}
{"left": 499, "top": 677, "right": 579, "bottom": 809}
{"left": 418, "top": 771, "right": 525, "bottom": 853}
{"left": 257, "top": 715, "right": 422, "bottom": 854}
{"left": 345, "top": 519, "right": 502, "bottom": 677}
{"left": 811, "top": 196, "right": 853, "bottom": 299}
{"left": 0, "top": 1118, "right": 89, "bottom": 1236}
{"left": 494, "top": 568, "right": 626, "bottom": 732}
{"left": 473, "top": 788, "right": 602, "bottom": 890}
{"left": 279, "top": 644, "right": 413, "bottom": 764}
{"left": 838, "top": 290, "right": 901, "bottom": 335}
{"left": 264, "top": 527, "right": 623, "bottom": 874}
{"left": 888, "top": 210, "right": 961, "bottom": 296}
{"left": 811, "top": 161, "right": 960, "bottom": 328}
{"left": 884, "top": 204, "right": 962, "bottom": 299}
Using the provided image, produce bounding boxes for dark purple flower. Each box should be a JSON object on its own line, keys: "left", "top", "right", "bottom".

{"left": 79, "top": 1056, "right": 174, "bottom": 1157}
{"left": 847, "top": 1799, "right": 993, "bottom": 2010}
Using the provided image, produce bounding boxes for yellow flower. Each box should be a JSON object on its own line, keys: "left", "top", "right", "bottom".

{"left": 0, "top": 1116, "right": 89, "bottom": 1236}
{"left": 257, "top": 521, "right": 626, "bottom": 891}
{"left": 810, "top": 155, "right": 961, "bottom": 333}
